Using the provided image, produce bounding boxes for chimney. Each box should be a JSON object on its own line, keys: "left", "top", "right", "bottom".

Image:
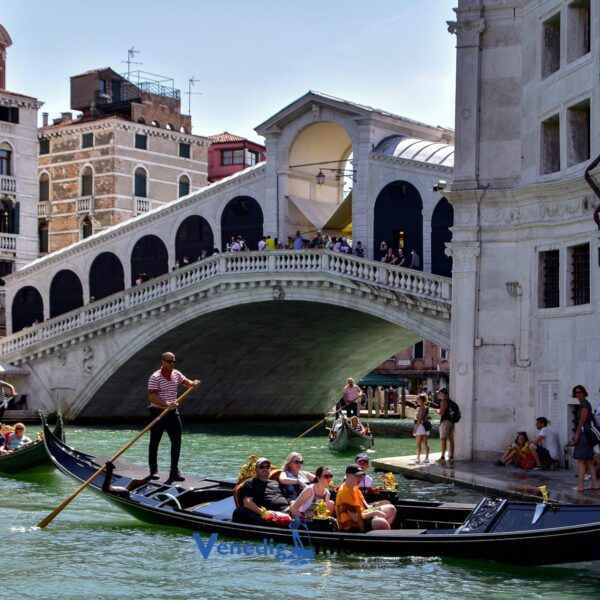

{"left": 61, "top": 112, "right": 73, "bottom": 123}
{"left": 42, "top": 112, "right": 48, "bottom": 127}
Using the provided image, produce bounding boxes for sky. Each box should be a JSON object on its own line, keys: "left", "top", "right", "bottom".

{"left": 2, "top": 0, "right": 457, "bottom": 142}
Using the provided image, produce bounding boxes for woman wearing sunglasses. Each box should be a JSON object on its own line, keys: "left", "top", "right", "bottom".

{"left": 279, "top": 452, "right": 315, "bottom": 500}
{"left": 289, "top": 466, "right": 337, "bottom": 529}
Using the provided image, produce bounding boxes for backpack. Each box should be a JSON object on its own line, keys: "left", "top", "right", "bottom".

{"left": 446, "top": 399, "right": 461, "bottom": 424}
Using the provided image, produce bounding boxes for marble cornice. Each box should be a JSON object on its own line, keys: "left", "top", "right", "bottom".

{"left": 370, "top": 152, "right": 453, "bottom": 174}
{"left": 0, "top": 95, "right": 43, "bottom": 110}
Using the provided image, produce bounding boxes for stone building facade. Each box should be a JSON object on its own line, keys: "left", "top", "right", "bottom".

{"left": 447, "top": 0, "right": 598, "bottom": 460}
{"left": 0, "top": 25, "right": 42, "bottom": 333}
{"left": 38, "top": 68, "right": 209, "bottom": 253}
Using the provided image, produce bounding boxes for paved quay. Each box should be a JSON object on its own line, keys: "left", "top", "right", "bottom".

{"left": 372, "top": 453, "right": 599, "bottom": 506}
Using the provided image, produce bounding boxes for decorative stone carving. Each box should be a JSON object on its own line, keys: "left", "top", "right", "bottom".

{"left": 445, "top": 242, "right": 480, "bottom": 272}
{"left": 56, "top": 349, "right": 67, "bottom": 366}
{"left": 272, "top": 285, "right": 285, "bottom": 301}
{"left": 447, "top": 18, "right": 486, "bottom": 46}
{"left": 311, "top": 103, "right": 321, "bottom": 120}
{"left": 82, "top": 346, "right": 94, "bottom": 375}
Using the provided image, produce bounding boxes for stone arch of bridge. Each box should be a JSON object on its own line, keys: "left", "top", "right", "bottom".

{"left": 49, "top": 269, "right": 84, "bottom": 318}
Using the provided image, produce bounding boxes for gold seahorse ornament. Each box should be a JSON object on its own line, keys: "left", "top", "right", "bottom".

{"left": 380, "top": 472, "right": 398, "bottom": 492}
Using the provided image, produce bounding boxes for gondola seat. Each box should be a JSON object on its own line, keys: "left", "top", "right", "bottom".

{"left": 189, "top": 495, "right": 236, "bottom": 520}
{"left": 366, "top": 528, "right": 427, "bottom": 536}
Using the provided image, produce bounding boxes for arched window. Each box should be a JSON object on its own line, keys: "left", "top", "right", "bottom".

{"left": 81, "top": 166, "right": 93, "bottom": 197}
{"left": 137, "top": 118, "right": 146, "bottom": 124}
{"left": 39, "top": 173, "right": 50, "bottom": 202}
{"left": 134, "top": 167, "right": 147, "bottom": 198}
{"left": 81, "top": 216, "right": 93, "bottom": 239}
{"left": 151, "top": 120, "right": 160, "bottom": 128}
{"left": 0, "top": 199, "right": 15, "bottom": 233}
{"left": 179, "top": 126, "right": 188, "bottom": 134}
{"left": 0, "top": 142, "right": 12, "bottom": 176}
{"left": 178, "top": 174, "right": 190, "bottom": 198}
{"left": 39, "top": 221, "right": 49, "bottom": 253}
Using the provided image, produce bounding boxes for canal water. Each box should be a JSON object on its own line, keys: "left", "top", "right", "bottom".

{"left": 1, "top": 421, "right": 599, "bottom": 599}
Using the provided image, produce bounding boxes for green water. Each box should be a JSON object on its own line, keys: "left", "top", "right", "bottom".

{"left": 1, "top": 422, "right": 599, "bottom": 600}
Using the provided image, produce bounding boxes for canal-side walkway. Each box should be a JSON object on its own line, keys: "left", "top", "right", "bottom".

{"left": 372, "top": 453, "right": 599, "bottom": 506}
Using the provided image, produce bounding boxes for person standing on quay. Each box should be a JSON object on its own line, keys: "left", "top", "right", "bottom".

{"left": 147, "top": 352, "right": 199, "bottom": 483}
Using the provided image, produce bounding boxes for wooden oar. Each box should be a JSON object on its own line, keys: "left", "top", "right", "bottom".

{"left": 289, "top": 403, "right": 347, "bottom": 445}
{"left": 36, "top": 381, "right": 200, "bottom": 529}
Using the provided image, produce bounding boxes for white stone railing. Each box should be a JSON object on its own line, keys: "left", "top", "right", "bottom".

{"left": 135, "top": 197, "right": 151, "bottom": 214}
{"left": 0, "top": 233, "right": 16, "bottom": 251}
{"left": 0, "top": 175, "right": 16, "bottom": 194}
{"left": 37, "top": 201, "right": 50, "bottom": 218}
{"left": 0, "top": 251, "right": 451, "bottom": 356}
{"left": 76, "top": 196, "right": 94, "bottom": 214}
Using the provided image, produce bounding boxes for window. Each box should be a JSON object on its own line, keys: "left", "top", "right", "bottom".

{"left": 541, "top": 114, "right": 560, "bottom": 174}
{"left": 179, "top": 175, "right": 190, "bottom": 198}
{"left": 0, "top": 106, "right": 19, "bottom": 124}
{"left": 81, "top": 167, "right": 93, "bottom": 197}
{"left": 98, "top": 79, "right": 107, "bottom": 93}
{"left": 542, "top": 13, "right": 561, "bottom": 79}
{"left": 179, "top": 142, "right": 191, "bottom": 158}
{"left": 413, "top": 341, "right": 424, "bottom": 359}
{"left": 567, "top": 1, "right": 590, "bottom": 63}
{"left": 39, "top": 222, "right": 49, "bottom": 254}
{"left": 81, "top": 133, "right": 94, "bottom": 148}
{"left": 245, "top": 149, "right": 259, "bottom": 166}
{"left": 440, "top": 348, "right": 448, "bottom": 360}
{"left": 134, "top": 168, "right": 147, "bottom": 197}
{"left": 539, "top": 249, "right": 560, "bottom": 308}
{"left": 39, "top": 139, "right": 50, "bottom": 155}
{"left": 569, "top": 243, "right": 590, "bottom": 306}
{"left": 222, "top": 149, "right": 244, "bottom": 165}
{"left": 0, "top": 147, "right": 11, "bottom": 176}
{"left": 39, "top": 174, "right": 49, "bottom": 202}
{"left": 0, "top": 199, "right": 15, "bottom": 234}
{"left": 567, "top": 99, "right": 590, "bottom": 167}
{"left": 135, "top": 133, "right": 147, "bottom": 150}
{"left": 81, "top": 217, "right": 93, "bottom": 239}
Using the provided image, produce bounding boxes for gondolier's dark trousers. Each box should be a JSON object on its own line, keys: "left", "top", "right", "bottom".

{"left": 148, "top": 407, "right": 182, "bottom": 474}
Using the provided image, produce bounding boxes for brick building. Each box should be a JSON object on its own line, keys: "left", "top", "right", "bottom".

{"left": 37, "top": 68, "right": 209, "bottom": 253}
{"left": 207, "top": 132, "right": 265, "bottom": 183}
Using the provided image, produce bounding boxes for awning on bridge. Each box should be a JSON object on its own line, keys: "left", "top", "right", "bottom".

{"left": 287, "top": 196, "right": 339, "bottom": 231}
{"left": 0, "top": 362, "right": 29, "bottom": 376}
{"left": 358, "top": 372, "right": 408, "bottom": 387}
{"left": 323, "top": 191, "right": 352, "bottom": 233}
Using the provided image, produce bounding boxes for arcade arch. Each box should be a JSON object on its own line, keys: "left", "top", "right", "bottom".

{"left": 220, "top": 196, "right": 263, "bottom": 251}
{"left": 431, "top": 197, "right": 454, "bottom": 278}
{"left": 50, "top": 269, "right": 84, "bottom": 318}
{"left": 89, "top": 252, "right": 124, "bottom": 301}
{"left": 131, "top": 235, "right": 169, "bottom": 284}
{"left": 12, "top": 286, "right": 43, "bottom": 332}
{"left": 175, "top": 216, "right": 214, "bottom": 262}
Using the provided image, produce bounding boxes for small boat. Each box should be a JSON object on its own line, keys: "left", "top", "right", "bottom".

{"left": 327, "top": 417, "right": 374, "bottom": 451}
{"left": 42, "top": 420, "right": 600, "bottom": 565}
{"left": 0, "top": 413, "right": 65, "bottom": 474}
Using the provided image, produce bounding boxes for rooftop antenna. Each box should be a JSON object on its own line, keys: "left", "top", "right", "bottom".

{"left": 185, "top": 75, "right": 202, "bottom": 116}
{"left": 122, "top": 46, "right": 142, "bottom": 80}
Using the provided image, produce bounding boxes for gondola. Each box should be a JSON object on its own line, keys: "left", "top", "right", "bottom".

{"left": 42, "top": 420, "right": 600, "bottom": 565}
{"left": 327, "top": 417, "right": 374, "bottom": 451}
{"left": 0, "top": 413, "right": 64, "bottom": 474}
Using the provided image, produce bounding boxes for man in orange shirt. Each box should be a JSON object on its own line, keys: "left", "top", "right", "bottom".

{"left": 335, "top": 464, "right": 396, "bottom": 532}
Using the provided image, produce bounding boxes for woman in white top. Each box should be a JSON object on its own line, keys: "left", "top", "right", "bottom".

{"left": 279, "top": 452, "right": 315, "bottom": 500}
{"left": 411, "top": 393, "right": 430, "bottom": 465}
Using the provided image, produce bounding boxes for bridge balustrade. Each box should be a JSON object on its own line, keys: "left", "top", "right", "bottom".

{"left": 1, "top": 250, "right": 451, "bottom": 358}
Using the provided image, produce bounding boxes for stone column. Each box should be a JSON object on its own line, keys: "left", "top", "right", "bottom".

{"left": 263, "top": 133, "right": 281, "bottom": 239}
{"left": 446, "top": 240, "right": 480, "bottom": 460}
{"left": 350, "top": 123, "right": 372, "bottom": 258}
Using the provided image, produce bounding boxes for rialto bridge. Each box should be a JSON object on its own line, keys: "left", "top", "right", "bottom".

{"left": 2, "top": 91, "right": 455, "bottom": 421}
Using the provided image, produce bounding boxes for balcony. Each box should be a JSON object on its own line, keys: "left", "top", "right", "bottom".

{"left": 37, "top": 201, "right": 50, "bottom": 218}
{"left": 76, "top": 196, "right": 95, "bottom": 214}
{"left": 0, "top": 232, "right": 16, "bottom": 252}
{"left": 0, "top": 175, "right": 16, "bottom": 196}
{"left": 135, "top": 197, "right": 151, "bottom": 215}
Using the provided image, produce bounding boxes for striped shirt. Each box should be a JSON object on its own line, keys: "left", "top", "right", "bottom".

{"left": 148, "top": 369, "right": 187, "bottom": 408}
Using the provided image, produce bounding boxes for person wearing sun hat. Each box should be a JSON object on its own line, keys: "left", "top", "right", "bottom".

{"left": 354, "top": 453, "right": 374, "bottom": 491}
{"left": 335, "top": 464, "right": 396, "bottom": 532}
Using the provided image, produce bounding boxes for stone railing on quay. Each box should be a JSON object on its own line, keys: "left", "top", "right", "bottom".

{"left": 0, "top": 250, "right": 452, "bottom": 358}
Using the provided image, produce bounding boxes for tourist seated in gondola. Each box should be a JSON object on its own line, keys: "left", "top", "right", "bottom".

{"left": 0, "top": 427, "right": 7, "bottom": 455}
{"left": 335, "top": 464, "right": 396, "bottom": 532}
{"left": 5, "top": 423, "right": 32, "bottom": 451}
{"left": 289, "top": 465, "right": 337, "bottom": 530}
{"left": 349, "top": 416, "right": 366, "bottom": 434}
{"left": 494, "top": 431, "right": 536, "bottom": 470}
{"left": 233, "top": 457, "right": 291, "bottom": 525}
{"left": 278, "top": 452, "right": 315, "bottom": 500}
{"left": 347, "top": 453, "right": 394, "bottom": 508}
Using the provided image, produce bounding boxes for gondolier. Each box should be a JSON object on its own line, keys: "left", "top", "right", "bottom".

{"left": 342, "top": 377, "right": 361, "bottom": 417}
{"left": 147, "top": 352, "right": 199, "bottom": 484}
{"left": 0, "top": 379, "right": 16, "bottom": 422}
